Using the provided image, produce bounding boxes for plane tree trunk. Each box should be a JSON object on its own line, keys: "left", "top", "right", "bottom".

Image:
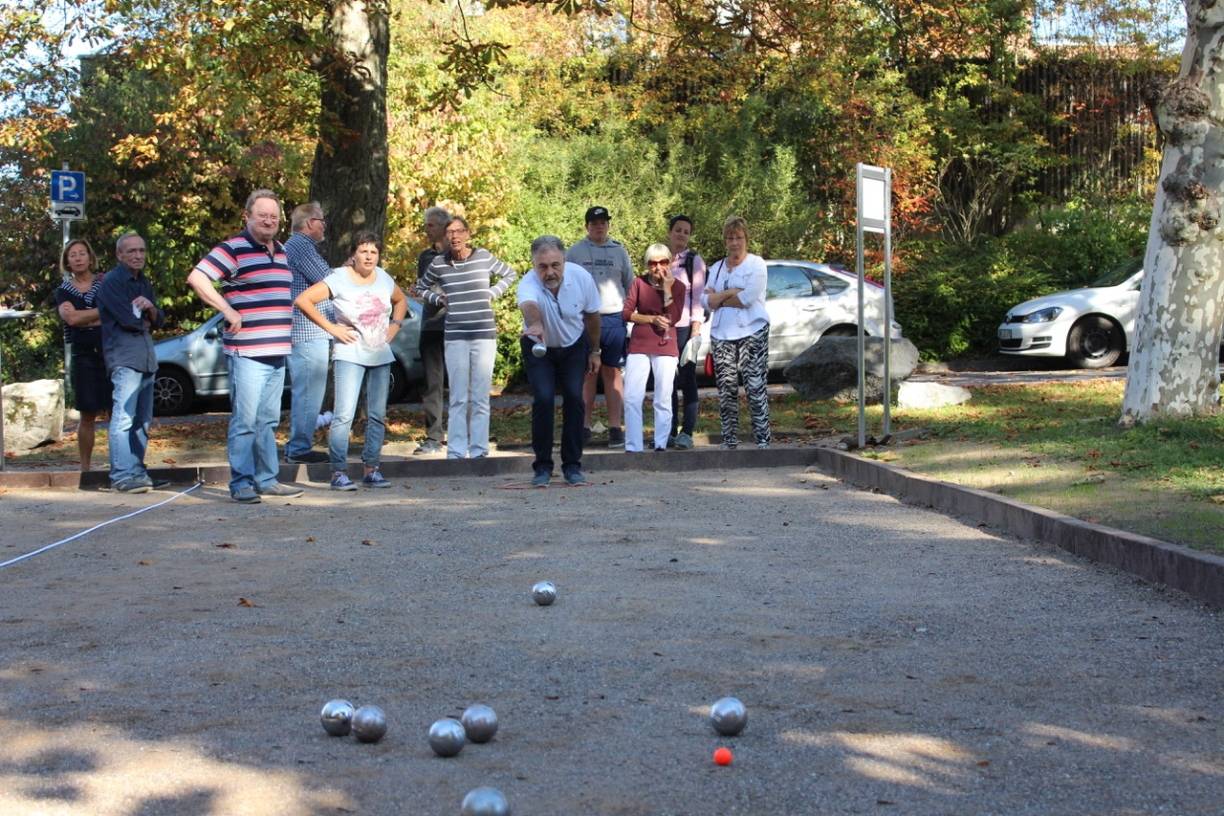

{"left": 1121, "top": 1, "right": 1224, "bottom": 424}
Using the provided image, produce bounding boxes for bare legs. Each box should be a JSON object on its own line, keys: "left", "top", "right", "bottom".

{"left": 583, "top": 365, "right": 624, "bottom": 429}
{"left": 77, "top": 411, "right": 101, "bottom": 471}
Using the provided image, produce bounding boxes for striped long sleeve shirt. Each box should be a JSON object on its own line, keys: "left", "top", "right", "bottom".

{"left": 416, "top": 248, "right": 516, "bottom": 342}
{"left": 192, "top": 230, "right": 293, "bottom": 358}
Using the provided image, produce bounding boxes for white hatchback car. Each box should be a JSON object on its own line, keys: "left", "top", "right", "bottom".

{"left": 997, "top": 260, "right": 1141, "bottom": 368}
{"left": 693, "top": 260, "right": 903, "bottom": 371}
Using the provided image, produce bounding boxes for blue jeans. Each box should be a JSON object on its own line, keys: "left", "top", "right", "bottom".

{"left": 108, "top": 366, "right": 154, "bottom": 485}
{"left": 522, "top": 335, "right": 587, "bottom": 476}
{"left": 226, "top": 354, "right": 286, "bottom": 494}
{"left": 286, "top": 336, "right": 330, "bottom": 458}
{"left": 329, "top": 360, "right": 390, "bottom": 470}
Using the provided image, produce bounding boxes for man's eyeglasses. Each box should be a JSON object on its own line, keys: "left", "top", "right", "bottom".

{"left": 647, "top": 260, "right": 670, "bottom": 268}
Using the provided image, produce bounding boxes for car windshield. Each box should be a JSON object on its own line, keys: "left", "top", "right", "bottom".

{"left": 1091, "top": 257, "right": 1142, "bottom": 288}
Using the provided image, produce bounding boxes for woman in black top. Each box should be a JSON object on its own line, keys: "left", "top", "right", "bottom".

{"left": 54, "top": 239, "right": 111, "bottom": 471}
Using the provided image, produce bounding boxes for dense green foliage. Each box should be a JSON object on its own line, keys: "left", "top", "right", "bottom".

{"left": 0, "top": 1, "right": 1173, "bottom": 385}
{"left": 894, "top": 197, "right": 1152, "bottom": 358}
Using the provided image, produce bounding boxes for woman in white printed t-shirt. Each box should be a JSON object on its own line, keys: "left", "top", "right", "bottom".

{"left": 296, "top": 231, "right": 408, "bottom": 490}
{"left": 701, "top": 215, "right": 771, "bottom": 449}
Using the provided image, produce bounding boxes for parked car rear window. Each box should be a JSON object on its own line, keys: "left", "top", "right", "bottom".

{"left": 1091, "top": 257, "right": 1143, "bottom": 288}
{"left": 767, "top": 265, "right": 817, "bottom": 299}
{"left": 810, "top": 268, "right": 849, "bottom": 295}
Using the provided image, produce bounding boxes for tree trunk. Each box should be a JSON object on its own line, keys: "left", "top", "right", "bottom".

{"left": 1121, "top": 1, "right": 1224, "bottom": 425}
{"left": 308, "top": 0, "right": 389, "bottom": 266}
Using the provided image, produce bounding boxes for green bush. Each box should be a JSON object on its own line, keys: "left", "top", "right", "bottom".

{"left": 895, "top": 196, "right": 1150, "bottom": 359}
{"left": 0, "top": 313, "right": 64, "bottom": 384}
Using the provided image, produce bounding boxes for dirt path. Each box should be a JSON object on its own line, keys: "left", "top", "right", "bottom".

{"left": 0, "top": 468, "right": 1220, "bottom": 815}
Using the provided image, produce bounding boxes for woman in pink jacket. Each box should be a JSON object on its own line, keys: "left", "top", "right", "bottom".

{"left": 621, "top": 244, "right": 686, "bottom": 452}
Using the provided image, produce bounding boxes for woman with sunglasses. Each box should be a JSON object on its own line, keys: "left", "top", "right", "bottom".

{"left": 621, "top": 243, "right": 686, "bottom": 452}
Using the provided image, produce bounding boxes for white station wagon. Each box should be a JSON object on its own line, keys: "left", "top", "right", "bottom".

{"left": 998, "top": 260, "right": 1143, "bottom": 369}
{"left": 693, "top": 260, "right": 903, "bottom": 371}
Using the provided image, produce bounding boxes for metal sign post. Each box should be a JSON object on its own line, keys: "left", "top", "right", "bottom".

{"left": 855, "top": 163, "right": 892, "bottom": 449}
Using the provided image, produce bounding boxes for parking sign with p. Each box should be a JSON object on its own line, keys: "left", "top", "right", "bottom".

{"left": 50, "top": 170, "right": 86, "bottom": 220}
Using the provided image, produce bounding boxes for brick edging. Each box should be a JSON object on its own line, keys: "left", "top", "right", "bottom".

{"left": 808, "top": 448, "right": 1224, "bottom": 609}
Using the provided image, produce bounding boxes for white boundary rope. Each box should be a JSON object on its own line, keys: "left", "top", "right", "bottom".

{"left": 0, "top": 482, "right": 202, "bottom": 570}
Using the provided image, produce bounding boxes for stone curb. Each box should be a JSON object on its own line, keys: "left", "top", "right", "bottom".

{"left": 3, "top": 447, "right": 1220, "bottom": 608}
{"left": 809, "top": 448, "right": 1224, "bottom": 609}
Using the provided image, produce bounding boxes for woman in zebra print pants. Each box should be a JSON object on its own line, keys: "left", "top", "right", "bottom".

{"left": 702, "top": 216, "right": 771, "bottom": 449}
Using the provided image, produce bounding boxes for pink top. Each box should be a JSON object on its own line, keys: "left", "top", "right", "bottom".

{"left": 670, "top": 249, "right": 706, "bottom": 327}
{"left": 622, "top": 276, "right": 686, "bottom": 357}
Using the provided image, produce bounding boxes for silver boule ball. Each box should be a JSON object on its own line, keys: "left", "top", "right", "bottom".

{"left": 531, "top": 341, "right": 547, "bottom": 358}
{"left": 428, "top": 718, "right": 466, "bottom": 757}
{"left": 320, "top": 699, "right": 355, "bottom": 737}
{"left": 461, "top": 704, "right": 499, "bottom": 743}
{"left": 461, "top": 786, "right": 511, "bottom": 816}
{"left": 710, "top": 696, "right": 747, "bottom": 736}
{"left": 531, "top": 580, "right": 557, "bottom": 606}
{"left": 351, "top": 704, "right": 388, "bottom": 743}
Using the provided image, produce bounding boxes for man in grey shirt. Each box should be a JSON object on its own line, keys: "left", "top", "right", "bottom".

{"left": 414, "top": 205, "right": 449, "bottom": 455}
{"left": 565, "top": 206, "right": 634, "bottom": 448}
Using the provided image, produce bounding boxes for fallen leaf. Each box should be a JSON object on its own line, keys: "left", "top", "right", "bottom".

{"left": 977, "top": 760, "right": 991, "bottom": 767}
{"left": 137, "top": 560, "right": 152, "bottom": 566}
{"left": 1211, "top": 495, "right": 1224, "bottom": 505}
{"left": 237, "top": 597, "right": 259, "bottom": 607}
{"left": 215, "top": 542, "right": 236, "bottom": 549}
{"left": 162, "top": 458, "right": 177, "bottom": 465}
{"left": 361, "top": 539, "right": 377, "bottom": 546}
{"left": 305, "top": 536, "right": 316, "bottom": 542}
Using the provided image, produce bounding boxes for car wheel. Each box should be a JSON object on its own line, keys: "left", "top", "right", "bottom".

{"left": 154, "top": 367, "right": 194, "bottom": 415}
{"left": 1067, "top": 315, "right": 1123, "bottom": 369}
{"left": 387, "top": 361, "right": 409, "bottom": 405}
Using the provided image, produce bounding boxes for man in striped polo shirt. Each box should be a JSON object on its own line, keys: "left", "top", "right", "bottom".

{"left": 415, "top": 215, "right": 516, "bottom": 459}
{"left": 187, "top": 189, "right": 304, "bottom": 503}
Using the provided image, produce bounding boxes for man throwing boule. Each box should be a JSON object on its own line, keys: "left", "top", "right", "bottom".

{"left": 518, "top": 235, "right": 601, "bottom": 487}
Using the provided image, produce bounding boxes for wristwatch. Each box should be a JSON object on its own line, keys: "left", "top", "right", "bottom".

{"left": 390, "top": 318, "right": 404, "bottom": 327}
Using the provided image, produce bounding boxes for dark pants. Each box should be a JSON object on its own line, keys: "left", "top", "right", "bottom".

{"left": 420, "top": 330, "right": 445, "bottom": 443}
{"left": 670, "top": 325, "right": 699, "bottom": 437}
{"left": 523, "top": 335, "right": 588, "bottom": 476}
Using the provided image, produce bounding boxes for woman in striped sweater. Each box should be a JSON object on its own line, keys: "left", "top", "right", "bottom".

{"left": 416, "top": 216, "right": 517, "bottom": 459}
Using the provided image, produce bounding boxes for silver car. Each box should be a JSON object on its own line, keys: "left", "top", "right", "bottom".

{"left": 692, "top": 260, "right": 903, "bottom": 370}
{"left": 153, "top": 300, "right": 424, "bottom": 414}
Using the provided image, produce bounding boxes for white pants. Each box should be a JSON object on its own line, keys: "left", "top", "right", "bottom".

{"left": 445, "top": 338, "right": 496, "bottom": 458}
{"left": 624, "top": 353, "right": 678, "bottom": 452}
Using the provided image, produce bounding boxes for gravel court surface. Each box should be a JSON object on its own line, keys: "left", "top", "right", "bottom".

{"left": 0, "top": 469, "right": 1221, "bottom": 815}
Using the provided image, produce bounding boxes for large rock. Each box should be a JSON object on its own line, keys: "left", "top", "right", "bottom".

{"left": 2, "top": 379, "right": 65, "bottom": 454}
{"left": 783, "top": 337, "right": 919, "bottom": 403}
{"left": 897, "top": 381, "right": 972, "bottom": 409}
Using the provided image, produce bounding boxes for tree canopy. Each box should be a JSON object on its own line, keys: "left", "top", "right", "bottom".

{"left": 0, "top": 0, "right": 1188, "bottom": 393}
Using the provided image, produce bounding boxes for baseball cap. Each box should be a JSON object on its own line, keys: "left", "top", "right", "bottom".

{"left": 585, "top": 206, "right": 611, "bottom": 223}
